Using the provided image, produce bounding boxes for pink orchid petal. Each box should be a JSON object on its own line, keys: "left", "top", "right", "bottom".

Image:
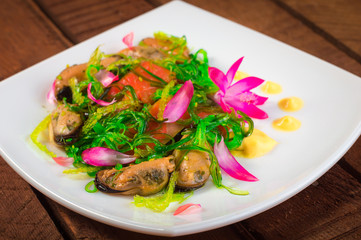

{"left": 47, "top": 79, "right": 57, "bottom": 104}
{"left": 229, "top": 101, "right": 268, "bottom": 119}
{"left": 163, "top": 80, "right": 194, "bottom": 123}
{"left": 209, "top": 57, "right": 268, "bottom": 119}
{"left": 122, "top": 32, "right": 134, "bottom": 49}
{"left": 95, "top": 69, "right": 119, "bottom": 87}
{"left": 225, "top": 76, "right": 265, "bottom": 97}
{"left": 226, "top": 57, "right": 244, "bottom": 86}
{"left": 173, "top": 203, "right": 202, "bottom": 216}
{"left": 214, "top": 137, "right": 258, "bottom": 181}
{"left": 252, "top": 94, "right": 268, "bottom": 105}
{"left": 208, "top": 67, "right": 228, "bottom": 93}
{"left": 87, "top": 83, "right": 116, "bottom": 106}
{"left": 224, "top": 91, "right": 268, "bottom": 106}
{"left": 214, "top": 91, "right": 231, "bottom": 113}
{"left": 53, "top": 157, "right": 74, "bottom": 166}
{"left": 82, "top": 147, "right": 136, "bottom": 166}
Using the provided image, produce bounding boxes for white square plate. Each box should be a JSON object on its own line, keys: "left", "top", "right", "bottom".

{"left": 1, "top": 1, "right": 361, "bottom": 237}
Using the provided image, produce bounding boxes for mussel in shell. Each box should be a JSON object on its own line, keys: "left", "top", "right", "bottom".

{"left": 173, "top": 149, "right": 211, "bottom": 191}
{"left": 95, "top": 156, "right": 175, "bottom": 196}
{"left": 50, "top": 104, "right": 82, "bottom": 146}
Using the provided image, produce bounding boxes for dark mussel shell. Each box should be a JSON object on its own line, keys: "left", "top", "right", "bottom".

{"left": 94, "top": 156, "right": 175, "bottom": 196}
{"left": 56, "top": 86, "right": 73, "bottom": 103}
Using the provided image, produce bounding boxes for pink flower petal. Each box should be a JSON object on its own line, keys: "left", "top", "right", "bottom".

{"left": 224, "top": 91, "right": 268, "bottom": 106}
{"left": 87, "top": 83, "right": 116, "bottom": 106}
{"left": 229, "top": 100, "right": 268, "bottom": 119}
{"left": 163, "top": 80, "right": 194, "bottom": 123}
{"left": 209, "top": 57, "right": 268, "bottom": 119}
{"left": 208, "top": 67, "right": 228, "bottom": 93}
{"left": 82, "top": 147, "right": 136, "bottom": 166}
{"left": 226, "top": 57, "right": 244, "bottom": 87}
{"left": 53, "top": 157, "right": 74, "bottom": 166}
{"left": 47, "top": 79, "right": 57, "bottom": 104}
{"left": 173, "top": 203, "right": 202, "bottom": 216}
{"left": 95, "top": 69, "right": 119, "bottom": 87}
{"left": 252, "top": 94, "right": 268, "bottom": 105}
{"left": 214, "top": 137, "right": 258, "bottom": 181}
{"left": 225, "top": 76, "right": 265, "bottom": 97}
{"left": 214, "top": 91, "right": 231, "bottom": 113}
{"left": 122, "top": 32, "right": 134, "bottom": 49}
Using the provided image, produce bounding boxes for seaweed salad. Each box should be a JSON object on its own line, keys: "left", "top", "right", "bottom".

{"left": 31, "top": 32, "right": 270, "bottom": 213}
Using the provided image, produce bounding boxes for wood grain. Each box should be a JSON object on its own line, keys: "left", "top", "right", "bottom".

{"left": 0, "top": 156, "right": 63, "bottom": 239}
{"left": 0, "top": 0, "right": 71, "bottom": 80}
{"left": 0, "top": 0, "right": 71, "bottom": 239}
{"left": 242, "top": 164, "right": 361, "bottom": 239}
{"left": 44, "top": 199, "right": 255, "bottom": 240}
{"left": 35, "top": 0, "right": 155, "bottom": 43}
{"left": 277, "top": 0, "right": 361, "bottom": 62}
{"left": 185, "top": 0, "right": 361, "bottom": 77}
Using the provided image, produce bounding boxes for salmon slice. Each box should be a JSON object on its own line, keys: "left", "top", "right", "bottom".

{"left": 107, "top": 61, "right": 174, "bottom": 104}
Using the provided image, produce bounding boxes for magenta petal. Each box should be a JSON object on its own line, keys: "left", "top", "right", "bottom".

{"left": 224, "top": 91, "right": 268, "bottom": 106}
{"left": 82, "top": 147, "right": 136, "bottom": 166}
{"left": 173, "top": 203, "right": 202, "bottom": 216}
{"left": 252, "top": 94, "right": 268, "bottom": 105}
{"left": 87, "top": 83, "right": 116, "bottom": 106}
{"left": 53, "top": 157, "right": 74, "bottom": 166}
{"left": 214, "top": 137, "right": 258, "bottom": 182}
{"left": 95, "top": 69, "right": 119, "bottom": 87}
{"left": 225, "top": 77, "right": 264, "bottom": 97}
{"left": 123, "top": 32, "right": 134, "bottom": 49}
{"left": 163, "top": 80, "right": 194, "bottom": 123}
{"left": 208, "top": 67, "right": 228, "bottom": 93}
{"left": 226, "top": 57, "right": 244, "bottom": 86}
{"left": 47, "top": 79, "right": 57, "bottom": 104}
{"left": 214, "top": 91, "right": 231, "bottom": 113}
{"left": 229, "top": 101, "right": 268, "bottom": 119}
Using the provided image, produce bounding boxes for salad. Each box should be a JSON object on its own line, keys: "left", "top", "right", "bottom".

{"left": 31, "top": 32, "right": 271, "bottom": 213}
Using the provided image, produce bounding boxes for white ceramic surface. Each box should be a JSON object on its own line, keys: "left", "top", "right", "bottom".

{"left": 1, "top": 1, "right": 361, "bottom": 237}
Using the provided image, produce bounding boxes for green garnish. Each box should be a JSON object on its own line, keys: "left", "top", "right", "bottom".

{"left": 85, "top": 180, "right": 98, "bottom": 193}
{"left": 30, "top": 114, "right": 56, "bottom": 158}
{"left": 133, "top": 172, "right": 192, "bottom": 212}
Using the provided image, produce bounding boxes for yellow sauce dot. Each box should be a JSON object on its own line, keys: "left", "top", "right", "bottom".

{"left": 261, "top": 81, "right": 282, "bottom": 94}
{"left": 231, "top": 129, "right": 277, "bottom": 158}
{"left": 278, "top": 97, "right": 303, "bottom": 112}
{"left": 272, "top": 116, "right": 301, "bottom": 131}
{"left": 234, "top": 71, "right": 249, "bottom": 81}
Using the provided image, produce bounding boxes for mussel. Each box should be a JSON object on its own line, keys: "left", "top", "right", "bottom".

{"left": 50, "top": 104, "right": 82, "bottom": 146}
{"left": 120, "top": 46, "right": 166, "bottom": 60}
{"left": 54, "top": 56, "right": 119, "bottom": 102}
{"left": 95, "top": 156, "right": 175, "bottom": 196}
{"left": 173, "top": 149, "right": 211, "bottom": 191}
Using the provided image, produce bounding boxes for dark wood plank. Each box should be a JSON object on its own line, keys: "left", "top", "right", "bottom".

{"left": 35, "top": 0, "right": 155, "bottom": 43}
{"left": 343, "top": 139, "right": 361, "bottom": 181}
{"left": 44, "top": 199, "right": 255, "bottom": 240}
{"left": 0, "top": 0, "right": 71, "bottom": 80}
{"left": 242, "top": 164, "right": 361, "bottom": 240}
{"left": 0, "top": 0, "right": 73, "bottom": 238}
{"left": 184, "top": 0, "right": 361, "bottom": 78}
{"left": 0, "top": 156, "right": 63, "bottom": 240}
{"left": 277, "top": 0, "right": 361, "bottom": 62}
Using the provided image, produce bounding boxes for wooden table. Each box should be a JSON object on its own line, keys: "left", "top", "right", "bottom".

{"left": 1, "top": 0, "right": 361, "bottom": 239}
